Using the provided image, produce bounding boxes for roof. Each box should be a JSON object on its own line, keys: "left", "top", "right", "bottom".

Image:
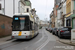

{"left": 14, "top": 13, "right": 30, "bottom": 16}
{"left": 24, "top": 0, "right": 31, "bottom": 6}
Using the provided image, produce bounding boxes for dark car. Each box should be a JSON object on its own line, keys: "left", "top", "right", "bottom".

{"left": 46, "top": 27, "right": 49, "bottom": 31}
{"left": 55, "top": 27, "right": 63, "bottom": 36}
{"left": 52, "top": 28, "right": 57, "bottom": 35}
{"left": 45, "top": 27, "right": 48, "bottom": 30}
{"left": 49, "top": 28, "right": 53, "bottom": 33}
{"left": 58, "top": 27, "right": 71, "bottom": 38}
{"left": 55, "top": 28, "right": 60, "bottom": 36}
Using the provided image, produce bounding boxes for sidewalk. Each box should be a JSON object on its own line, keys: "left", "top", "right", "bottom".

{"left": 0, "top": 36, "right": 13, "bottom": 45}
{"left": 58, "top": 39, "right": 75, "bottom": 46}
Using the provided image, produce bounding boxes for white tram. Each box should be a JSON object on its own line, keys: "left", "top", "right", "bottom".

{"left": 11, "top": 13, "right": 39, "bottom": 39}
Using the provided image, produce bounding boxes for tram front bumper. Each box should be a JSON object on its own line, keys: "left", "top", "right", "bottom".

{"left": 12, "top": 35, "right": 32, "bottom": 39}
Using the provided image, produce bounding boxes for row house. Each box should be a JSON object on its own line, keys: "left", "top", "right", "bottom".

{"left": 50, "top": 0, "right": 61, "bottom": 28}
{"left": 71, "top": 0, "right": 75, "bottom": 29}
{"left": 61, "top": 0, "right": 66, "bottom": 27}
{"left": 54, "top": 0, "right": 61, "bottom": 28}
{"left": 50, "top": 0, "right": 75, "bottom": 29}
{"left": 60, "top": 0, "right": 75, "bottom": 28}
{"left": 66, "top": 0, "right": 71, "bottom": 27}
{"left": 50, "top": 11, "right": 55, "bottom": 28}
{"left": 57, "top": 0, "right": 66, "bottom": 28}
{"left": 57, "top": 3, "right": 62, "bottom": 28}
{"left": 0, "top": 0, "right": 31, "bottom": 17}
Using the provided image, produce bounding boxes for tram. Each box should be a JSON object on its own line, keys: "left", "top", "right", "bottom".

{"left": 11, "top": 13, "right": 39, "bottom": 39}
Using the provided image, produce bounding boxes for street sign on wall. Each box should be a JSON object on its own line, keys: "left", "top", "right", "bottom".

{"left": 71, "top": 29, "right": 75, "bottom": 42}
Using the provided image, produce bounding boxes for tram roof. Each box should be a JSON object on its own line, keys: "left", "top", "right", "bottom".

{"left": 14, "top": 13, "right": 34, "bottom": 22}
{"left": 14, "top": 13, "right": 30, "bottom": 16}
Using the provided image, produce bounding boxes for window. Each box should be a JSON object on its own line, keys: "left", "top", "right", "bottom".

{"left": 0, "top": 4, "right": 1, "bottom": 10}
{"left": 27, "top": 8, "right": 29, "bottom": 12}
{"left": 61, "top": 28, "right": 68, "bottom": 30}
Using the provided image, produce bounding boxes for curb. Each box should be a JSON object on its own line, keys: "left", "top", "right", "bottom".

{"left": 58, "top": 40, "right": 75, "bottom": 46}
{"left": 0, "top": 39, "right": 16, "bottom": 46}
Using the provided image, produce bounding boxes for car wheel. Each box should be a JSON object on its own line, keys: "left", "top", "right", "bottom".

{"left": 59, "top": 33, "right": 62, "bottom": 39}
{"left": 59, "top": 35, "right": 62, "bottom": 38}
{"left": 57, "top": 33, "right": 58, "bottom": 36}
{"left": 53, "top": 32, "right": 54, "bottom": 35}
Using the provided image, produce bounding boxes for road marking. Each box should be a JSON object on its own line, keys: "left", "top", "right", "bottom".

{"left": 24, "top": 29, "right": 45, "bottom": 50}
{"left": 34, "top": 29, "right": 44, "bottom": 44}
{"left": 36, "top": 38, "right": 50, "bottom": 50}
{"left": 36, "top": 29, "right": 50, "bottom": 50}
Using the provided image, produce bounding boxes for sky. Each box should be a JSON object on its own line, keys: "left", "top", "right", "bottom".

{"left": 30, "top": 0, "right": 54, "bottom": 21}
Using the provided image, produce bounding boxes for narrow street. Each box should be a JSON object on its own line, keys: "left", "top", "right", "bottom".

{"left": 0, "top": 0, "right": 75, "bottom": 50}
{"left": 0, "top": 28, "right": 75, "bottom": 50}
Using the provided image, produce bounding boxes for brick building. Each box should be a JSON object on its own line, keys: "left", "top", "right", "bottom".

{"left": 0, "top": 14, "right": 12, "bottom": 38}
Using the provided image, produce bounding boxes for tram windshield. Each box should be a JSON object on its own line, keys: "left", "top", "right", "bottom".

{"left": 12, "top": 15, "right": 30, "bottom": 31}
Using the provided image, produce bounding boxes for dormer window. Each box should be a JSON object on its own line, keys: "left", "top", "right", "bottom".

{"left": 27, "top": 8, "right": 29, "bottom": 12}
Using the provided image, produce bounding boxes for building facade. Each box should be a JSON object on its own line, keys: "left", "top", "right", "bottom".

{"left": 66, "top": 0, "right": 71, "bottom": 27}
{"left": 54, "top": 0, "right": 61, "bottom": 28}
{"left": 0, "top": 14, "right": 12, "bottom": 37}
{"left": 24, "top": 0, "right": 31, "bottom": 13}
{"left": 0, "top": 0, "right": 31, "bottom": 17}
{"left": 62, "top": 0, "right": 66, "bottom": 27}
{"left": 50, "top": 11, "right": 55, "bottom": 28}
{"left": 50, "top": 0, "right": 75, "bottom": 29}
{"left": 71, "top": 0, "right": 75, "bottom": 29}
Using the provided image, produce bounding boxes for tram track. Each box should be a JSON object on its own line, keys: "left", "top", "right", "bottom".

{"left": 0, "top": 29, "right": 43, "bottom": 50}
{"left": 35, "top": 29, "right": 50, "bottom": 50}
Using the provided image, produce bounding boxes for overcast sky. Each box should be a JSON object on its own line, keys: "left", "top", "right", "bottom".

{"left": 30, "top": 0, "right": 54, "bottom": 21}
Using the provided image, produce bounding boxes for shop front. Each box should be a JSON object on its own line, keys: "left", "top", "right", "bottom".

{"left": 71, "top": 14, "right": 75, "bottom": 29}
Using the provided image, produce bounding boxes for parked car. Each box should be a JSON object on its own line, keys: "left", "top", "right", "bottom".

{"left": 52, "top": 28, "right": 57, "bottom": 35}
{"left": 45, "top": 27, "right": 48, "bottom": 30}
{"left": 58, "top": 27, "right": 71, "bottom": 38}
{"left": 55, "top": 28, "right": 60, "bottom": 36}
{"left": 46, "top": 27, "right": 49, "bottom": 31}
{"left": 49, "top": 28, "right": 53, "bottom": 33}
{"left": 55, "top": 27, "right": 63, "bottom": 36}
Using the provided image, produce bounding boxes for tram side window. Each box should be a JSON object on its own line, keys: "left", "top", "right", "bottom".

{"left": 34, "top": 23, "right": 38, "bottom": 31}
{"left": 25, "top": 20, "right": 30, "bottom": 31}
{"left": 30, "top": 21, "right": 33, "bottom": 30}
